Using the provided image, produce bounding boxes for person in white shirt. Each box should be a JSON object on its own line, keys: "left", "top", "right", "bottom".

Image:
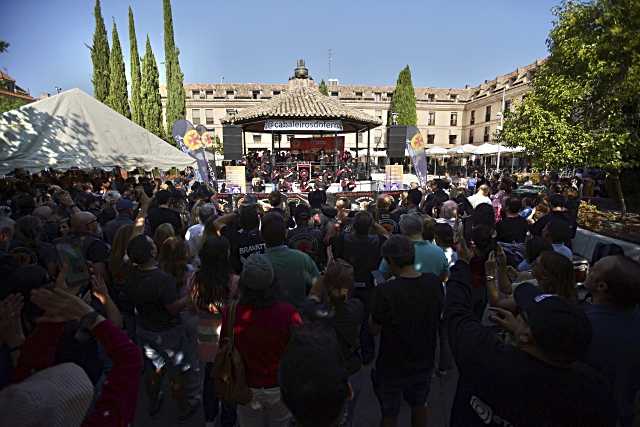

{"left": 185, "top": 203, "right": 217, "bottom": 259}
{"left": 467, "top": 184, "right": 492, "bottom": 209}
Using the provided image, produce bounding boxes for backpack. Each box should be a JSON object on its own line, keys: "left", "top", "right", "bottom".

{"left": 212, "top": 300, "right": 252, "bottom": 404}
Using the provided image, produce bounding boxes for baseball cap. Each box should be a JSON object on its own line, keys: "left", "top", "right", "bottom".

{"left": 381, "top": 234, "right": 415, "bottom": 259}
{"left": 116, "top": 198, "right": 133, "bottom": 211}
{"left": 240, "top": 253, "right": 274, "bottom": 291}
{"left": 514, "top": 283, "right": 592, "bottom": 361}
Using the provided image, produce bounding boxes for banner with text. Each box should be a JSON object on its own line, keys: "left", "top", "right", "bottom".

{"left": 225, "top": 166, "right": 246, "bottom": 194}
{"left": 264, "top": 119, "right": 343, "bottom": 132}
{"left": 290, "top": 136, "right": 345, "bottom": 152}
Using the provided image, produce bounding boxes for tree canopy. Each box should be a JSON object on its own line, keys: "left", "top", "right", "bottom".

{"left": 389, "top": 65, "right": 417, "bottom": 126}
{"left": 128, "top": 7, "right": 144, "bottom": 126}
{"left": 106, "top": 20, "right": 131, "bottom": 118}
{"left": 500, "top": 0, "right": 640, "bottom": 173}
{"left": 318, "top": 80, "right": 328, "bottom": 95}
{"left": 141, "top": 36, "right": 164, "bottom": 139}
{"left": 90, "top": 0, "right": 110, "bottom": 103}
{"left": 163, "top": 0, "right": 186, "bottom": 140}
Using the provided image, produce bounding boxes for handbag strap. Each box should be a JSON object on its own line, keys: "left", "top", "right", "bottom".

{"left": 226, "top": 299, "right": 238, "bottom": 349}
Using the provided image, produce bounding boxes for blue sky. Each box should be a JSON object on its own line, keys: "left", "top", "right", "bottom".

{"left": 1, "top": 0, "right": 558, "bottom": 96}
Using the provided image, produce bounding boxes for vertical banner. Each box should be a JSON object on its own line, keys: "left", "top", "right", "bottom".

{"left": 385, "top": 164, "right": 404, "bottom": 190}
{"left": 225, "top": 166, "right": 246, "bottom": 193}
{"left": 405, "top": 127, "right": 428, "bottom": 187}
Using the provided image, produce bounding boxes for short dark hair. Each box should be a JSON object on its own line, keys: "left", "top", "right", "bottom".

{"left": 261, "top": 212, "right": 286, "bottom": 247}
{"left": 434, "top": 222, "right": 454, "bottom": 247}
{"left": 506, "top": 197, "right": 522, "bottom": 215}
{"left": 382, "top": 235, "right": 415, "bottom": 268}
{"left": 353, "top": 211, "right": 373, "bottom": 236}
{"left": 268, "top": 191, "right": 283, "bottom": 208}
{"left": 525, "top": 236, "right": 552, "bottom": 263}
{"left": 407, "top": 188, "right": 423, "bottom": 207}
{"left": 155, "top": 189, "right": 171, "bottom": 206}
{"left": 422, "top": 216, "right": 436, "bottom": 241}
{"left": 127, "top": 234, "right": 155, "bottom": 265}
{"left": 238, "top": 204, "right": 260, "bottom": 230}
{"left": 545, "top": 220, "right": 570, "bottom": 244}
{"left": 600, "top": 255, "right": 640, "bottom": 308}
{"left": 549, "top": 194, "right": 566, "bottom": 209}
{"left": 472, "top": 203, "right": 495, "bottom": 228}
{"left": 280, "top": 323, "right": 349, "bottom": 427}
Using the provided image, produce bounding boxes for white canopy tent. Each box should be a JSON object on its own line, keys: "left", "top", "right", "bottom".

{"left": 0, "top": 88, "right": 196, "bottom": 174}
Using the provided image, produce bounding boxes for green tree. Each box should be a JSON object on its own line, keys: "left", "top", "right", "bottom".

{"left": 500, "top": 0, "right": 640, "bottom": 215}
{"left": 141, "top": 36, "right": 164, "bottom": 139}
{"left": 0, "top": 40, "right": 9, "bottom": 54}
{"left": 106, "top": 20, "right": 131, "bottom": 118}
{"left": 0, "top": 96, "right": 28, "bottom": 114}
{"left": 90, "top": 0, "right": 110, "bottom": 102}
{"left": 163, "top": 0, "right": 186, "bottom": 138}
{"left": 318, "top": 79, "right": 328, "bottom": 95}
{"left": 389, "top": 65, "right": 417, "bottom": 126}
{"left": 128, "top": 7, "right": 143, "bottom": 126}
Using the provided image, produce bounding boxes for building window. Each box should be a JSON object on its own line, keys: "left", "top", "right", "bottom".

{"left": 205, "top": 89, "right": 213, "bottom": 98}
{"left": 484, "top": 126, "right": 490, "bottom": 142}
{"left": 470, "top": 110, "right": 475, "bottom": 125}
{"left": 252, "top": 90, "right": 261, "bottom": 100}
{"left": 331, "top": 91, "right": 339, "bottom": 97}
{"left": 205, "top": 109, "right": 214, "bottom": 125}
{"left": 355, "top": 91, "right": 363, "bottom": 98}
{"left": 450, "top": 112, "right": 458, "bottom": 126}
{"left": 469, "top": 129, "right": 474, "bottom": 144}
{"left": 504, "top": 99, "right": 512, "bottom": 113}
{"left": 386, "top": 92, "right": 393, "bottom": 99}
{"left": 449, "top": 135, "right": 458, "bottom": 145}
{"left": 450, "top": 94, "right": 457, "bottom": 101}
{"left": 191, "top": 109, "right": 201, "bottom": 125}
{"left": 428, "top": 93, "right": 435, "bottom": 102}
{"left": 191, "top": 90, "right": 199, "bottom": 98}
{"left": 253, "top": 135, "right": 261, "bottom": 144}
{"left": 427, "top": 134, "right": 435, "bottom": 144}
{"left": 428, "top": 112, "right": 436, "bottom": 126}
{"left": 226, "top": 108, "right": 237, "bottom": 117}
{"left": 485, "top": 105, "right": 492, "bottom": 122}
{"left": 272, "top": 90, "right": 281, "bottom": 96}
{"left": 374, "top": 92, "right": 381, "bottom": 102}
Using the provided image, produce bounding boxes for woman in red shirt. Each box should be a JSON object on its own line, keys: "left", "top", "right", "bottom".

{"left": 220, "top": 253, "right": 302, "bottom": 427}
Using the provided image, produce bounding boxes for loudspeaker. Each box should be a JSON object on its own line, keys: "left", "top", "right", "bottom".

{"left": 387, "top": 126, "right": 408, "bottom": 158}
{"left": 223, "top": 125, "right": 243, "bottom": 160}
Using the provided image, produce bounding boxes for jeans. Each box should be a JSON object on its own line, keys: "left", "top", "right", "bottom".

{"left": 136, "top": 324, "right": 201, "bottom": 408}
{"left": 438, "top": 321, "right": 453, "bottom": 372}
{"left": 203, "top": 362, "right": 237, "bottom": 425}
{"left": 352, "top": 287, "right": 375, "bottom": 364}
{"left": 237, "top": 387, "right": 291, "bottom": 427}
{"left": 343, "top": 368, "right": 366, "bottom": 427}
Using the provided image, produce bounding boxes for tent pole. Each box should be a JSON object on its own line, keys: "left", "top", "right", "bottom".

{"left": 367, "top": 128, "right": 371, "bottom": 178}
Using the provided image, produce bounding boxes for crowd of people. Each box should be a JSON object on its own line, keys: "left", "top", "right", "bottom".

{"left": 0, "top": 166, "right": 639, "bottom": 427}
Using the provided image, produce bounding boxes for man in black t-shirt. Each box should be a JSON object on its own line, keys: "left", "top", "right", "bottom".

{"left": 370, "top": 235, "right": 443, "bottom": 427}
{"left": 496, "top": 197, "right": 529, "bottom": 243}
{"left": 446, "top": 252, "right": 617, "bottom": 426}
{"left": 287, "top": 203, "right": 325, "bottom": 270}
{"left": 219, "top": 201, "right": 265, "bottom": 273}
{"left": 308, "top": 185, "right": 327, "bottom": 209}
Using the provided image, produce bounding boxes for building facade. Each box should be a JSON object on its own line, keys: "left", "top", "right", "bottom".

{"left": 161, "top": 59, "right": 541, "bottom": 159}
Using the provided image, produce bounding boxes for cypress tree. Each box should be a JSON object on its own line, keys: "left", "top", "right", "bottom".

{"left": 141, "top": 36, "right": 164, "bottom": 139}
{"left": 106, "top": 21, "right": 131, "bottom": 118}
{"left": 318, "top": 79, "right": 328, "bottom": 95}
{"left": 91, "top": 0, "right": 110, "bottom": 102}
{"left": 163, "top": 0, "right": 185, "bottom": 137}
{"left": 389, "top": 65, "right": 417, "bottom": 126}
{"left": 128, "top": 7, "right": 143, "bottom": 126}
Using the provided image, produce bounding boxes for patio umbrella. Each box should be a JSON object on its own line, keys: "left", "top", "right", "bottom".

{"left": 425, "top": 146, "right": 448, "bottom": 177}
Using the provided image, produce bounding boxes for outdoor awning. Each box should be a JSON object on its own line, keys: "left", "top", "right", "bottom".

{"left": 0, "top": 88, "right": 196, "bottom": 173}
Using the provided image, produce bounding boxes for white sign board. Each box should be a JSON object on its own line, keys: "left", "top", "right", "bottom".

{"left": 264, "top": 119, "right": 343, "bottom": 132}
